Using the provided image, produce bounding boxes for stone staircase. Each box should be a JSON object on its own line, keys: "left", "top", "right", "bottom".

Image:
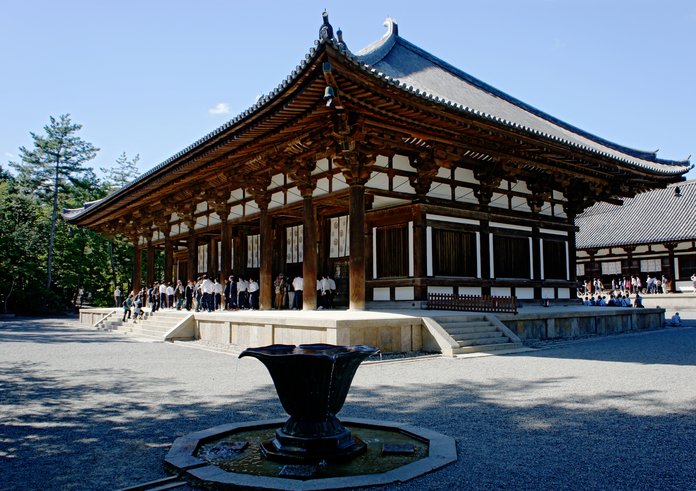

{"left": 99, "top": 309, "right": 194, "bottom": 341}
{"left": 434, "top": 315, "right": 523, "bottom": 354}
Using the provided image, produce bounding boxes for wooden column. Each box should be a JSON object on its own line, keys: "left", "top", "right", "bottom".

{"left": 336, "top": 150, "right": 373, "bottom": 311}
{"left": 302, "top": 194, "right": 318, "bottom": 310}
{"left": 146, "top": 241, "right": 155, "bottom": 286}
{"left": 348, "top": 183, "right": 366, "bottom": 310}
{"left": 220, "top": 219, "right": 231, "bottom": 282}
{"left": 187, "top": 234, "right": 197, "bottom": 281}
{"left": 474, "top": 173, "right": 498, "bottom": 297}
{"left": 247, "top": 176, "right": 272, "bottom": 310}
{"left": 259, "top": 206, "right": 273, "bottom": 310}
{"left": 164, "top": 234, "right": 173, "bottom": 284}
{"left": 413, "top": 211, "right": 427, "bottom": 301}
{"left": 132, "top": 239, "right": 142, "bottom": 294}
{"left": 287, "top": 161, "right": 319, "bottom": 310}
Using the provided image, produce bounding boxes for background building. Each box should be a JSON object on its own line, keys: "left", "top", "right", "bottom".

{"left": 576, "top": 180, "right": 696, "bottom": 293}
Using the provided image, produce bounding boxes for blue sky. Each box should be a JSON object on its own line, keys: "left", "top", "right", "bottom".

{"left": 1, "top": 1, "right": 694, "bottom": 180}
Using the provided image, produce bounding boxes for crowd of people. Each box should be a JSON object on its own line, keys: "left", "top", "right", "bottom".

{"left": 116, "top": 273, "right": 338, "bottom": 320}
{"left": 579, "top": 290, "right": 643, "bottom": 308}
{"left": 581, "top": 274, "right": 676, "bottom": 296}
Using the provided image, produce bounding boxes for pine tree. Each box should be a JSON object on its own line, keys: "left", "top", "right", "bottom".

{"left": 10, "top": 114, "right": 98, "bottom": 289}
{"left": 100, "top": 152, "right": 140, "bottom": 191}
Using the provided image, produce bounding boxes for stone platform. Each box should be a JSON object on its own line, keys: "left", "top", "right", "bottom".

{"left": 78, "top": 299, "right": 679, "bottom": 355}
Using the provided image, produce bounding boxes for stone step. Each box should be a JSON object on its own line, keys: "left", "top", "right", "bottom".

{"left": 453, "top": 342, "right": 524, "bottom": 354}
{"left": 447, "top": 329, "right": 505, "bottom": 341}
{"left": 433, "top": 315, "right": 487, "bottom": 324}
{"left": 457, "top": 336, "right": 509, "bottom": 347}
{"left": 442, "top": 324, "right": 497, "bottom": 334}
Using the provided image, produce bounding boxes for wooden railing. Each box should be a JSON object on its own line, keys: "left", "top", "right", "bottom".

{"left": 426, "top": 293, "right": 518, "bottom": 314}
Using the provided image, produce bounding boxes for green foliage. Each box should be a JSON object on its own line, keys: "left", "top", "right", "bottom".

{"left": 100, "top": 152, "right": 140, "bottom": 192}
{"left": 1, "top": 115, "right": 139, "bottom": 313}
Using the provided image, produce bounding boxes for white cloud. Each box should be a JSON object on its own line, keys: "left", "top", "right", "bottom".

{"left": 5, "top": 152, "right": 15, "bottom": 158}
{"left": 208, "top": 102, "right": 231, "bottom": 115}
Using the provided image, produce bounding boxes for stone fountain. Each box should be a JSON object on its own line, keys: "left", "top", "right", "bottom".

{"left": 239, "top": 343, "right": 378, "bottom": 464}
{"left": 164, "top": 343, "right": 457, "bottom": 489}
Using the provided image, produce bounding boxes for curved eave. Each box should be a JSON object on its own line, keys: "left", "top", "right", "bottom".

{"left": 353, "top": 21, "right": 691, "bottom": 177}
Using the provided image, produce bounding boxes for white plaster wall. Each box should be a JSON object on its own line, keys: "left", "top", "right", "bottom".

{"left": 271, "top": 173, "right": 285, "bottom": 188}
{"left": 455, "top": 187, "right": 478, "bottom": 204}
{"left": 490, "top": 192, "right": 509, "bottom": 209}
{"left": 332, "top": 172, "right": 348, "bottom": 191}
{"left": 515, "top": 287, "right": 535, "bottom": 299}
{"left": 314, "top": 158, "right": 330, "bottom": 174}
{"left": 367, "top": 171, "right": 389, "bottom": 190}
{"left": 512, "top": 180, "right": 530, "bottom": 194}
{"left": 392, "top": 154, "right": 411, "bottom": 171}
{"left": 458, "top": 287, "right": 482, "bottom": 296}
{"left": 195, "top": 201, "right": 207, "bottom": 213}
{"left": 542, "top": 287, "right": 556, "bottom": 299}
{"left": 511, "top": 196, "right": 531, "bottom": 212}
{"left": 558, "top": 289, "right": 571, "bottom": 299}
{"left": 454, "top": 167, "right": 477, "bottom": 184}
{"left": 313, "top": 177, "right": 330, "bottom": 197}
{"left": 230, "top": 189, "right": 244, "bottom": 202}
{"left": 375, "top": 155, "right": 389, "bottom": 167}
{"left": 286, "top": 186, "right": 302, "bottom": 204}
{"left": 371, "top": 196, "right": 408, "bottom": 210}
{"left": 427, "top": 181, "right": 451, "bottom": 200}
{"left": 373, "top": 288, "right": 390, "bottom": 301}
{"left": 269, "top": 191, "right": 284, "bottom": 209}
{"left": 209, "top": 213, "right": 222, "bottom": 226}
{"left": 393, "top": 175, "right": 415, "bottom": 194}
{"left": 395, "top": 287, "right": 415, "bottom": 301}
{"left": 245, "top": 201, "right": 259, "bottom": 215}
{"left": 491, "top": 287, "right": 511, "bottom": 297}
{"left": 230, "top": 204, "right": 244, "bottom": 220}
{"left": 427, "top": 286, "right": 454, "bottom": 295}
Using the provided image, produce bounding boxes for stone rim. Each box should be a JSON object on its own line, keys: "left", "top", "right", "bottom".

{"left": 165, "top": 417, "right": 457, "bottom": 490}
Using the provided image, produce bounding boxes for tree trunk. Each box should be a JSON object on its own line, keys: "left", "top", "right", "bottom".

{"left": 47, "top": 155, "right": 61, "bottom": 289}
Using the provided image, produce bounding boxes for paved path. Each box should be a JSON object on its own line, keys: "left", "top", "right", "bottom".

{"left": 1, "top": 317, "right": 695, "bottom": 490}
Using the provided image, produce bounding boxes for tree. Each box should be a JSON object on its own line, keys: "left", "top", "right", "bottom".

{"left": 10, "top": 114, "right": 98, "bottom": 289}
{"left": 101, "top": 152, "right": 140, "bottom": 191}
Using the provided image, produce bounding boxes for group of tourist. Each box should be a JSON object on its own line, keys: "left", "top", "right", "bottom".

{"left": 580, "top": 290, "right": 644, "bottom": 308}
{"left": 115, "top": 271, "right": 338, "bottom": 318}
{"left": 582, "top": 274, "right": 675, "bottom": 296}
{"left": 271, "top": 274, "right": 337, "bottom": 310}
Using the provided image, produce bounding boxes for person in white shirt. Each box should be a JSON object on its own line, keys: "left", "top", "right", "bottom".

{"left": 247, "top": 278, "right": 260, "bottom": 310}
{"left": 213, "top": 279, "right": 223, "bottom": 310}
{"left": 291, "top": 276, "right": 303, "bottom": 309}
{"left": 166, "top": 283, "right": 175, "bottom": 309}
{"left": 159, "top": 282, "right": 167, "bottom": 309}
{"left": 201, "top": 275, "right": 215, "bottom": 312}
{"left": 669, "top": 312, "right": 682, "bottom": 327}
{"left": 317, "top": 275, "right": 330, "bottom": 309}
{"left": 237, "top": 277, "right": 248, "bottom": 309}
{"left": 327, "top": 276, "right": 336, "bottom": 309}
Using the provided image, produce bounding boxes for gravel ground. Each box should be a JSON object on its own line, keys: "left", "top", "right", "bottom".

{"left": 1, "top": 317, "right": 696, "bottom": 490}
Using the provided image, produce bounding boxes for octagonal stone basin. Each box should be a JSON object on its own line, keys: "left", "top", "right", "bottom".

{"left": 165, "top": 418, "right": 457, "bottom": 490}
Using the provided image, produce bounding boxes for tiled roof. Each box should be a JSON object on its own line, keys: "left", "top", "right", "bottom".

{"left": 576, "top": 180, "right": 696, "bottom": 249}
{"left": 355, "top": 19, "right": 691, "bottom": 175}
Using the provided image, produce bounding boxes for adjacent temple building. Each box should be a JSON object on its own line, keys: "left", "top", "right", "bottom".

{"left": 66, "top": 14, "right": 692, "bottom": 310}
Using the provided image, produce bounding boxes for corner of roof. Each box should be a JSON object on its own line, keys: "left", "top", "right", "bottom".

{"left": 355, "top": 17, "right": 399, "bottom": 65}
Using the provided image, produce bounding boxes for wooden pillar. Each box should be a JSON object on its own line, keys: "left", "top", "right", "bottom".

{"left": 532, "top": 225, "right": 542, "bottom": 299}
{"left": 146, "top": 241, "right": 155, "bottom": 286}
{"left": 132, "top": 240, "right": 142, "bottom": 294}
{"left": 348, "top": 183, "right": 366, "bottom": 310}
{"left": 187, "top": 234, "right": 197, "bottom": 281}
{"left": 259, "top": 206, "right": 273, "bottom": 310}
{"left": 413, "top": 211, "right": 427, "bottom": 301}
{"left": 220, "top": 218, "right": 231, "bottom": 282}
{"left": 164, "top": 234, "right": 173, "bottom": 284}
{"left": 302, "top": 195, "right": 318, "bottom": 310}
